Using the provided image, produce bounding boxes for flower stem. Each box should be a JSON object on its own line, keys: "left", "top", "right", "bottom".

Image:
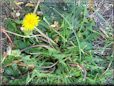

{"left": 4, "top": 29, "right": 40, "bottom": 38}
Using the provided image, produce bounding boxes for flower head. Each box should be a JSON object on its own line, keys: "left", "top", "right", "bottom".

{"left": 22, "top": 13, "right": 40, "bottom": 31}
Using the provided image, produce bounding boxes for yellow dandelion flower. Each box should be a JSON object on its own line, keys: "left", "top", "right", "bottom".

{"left": 22, "top": 13, "right": 40, "bottom": 31}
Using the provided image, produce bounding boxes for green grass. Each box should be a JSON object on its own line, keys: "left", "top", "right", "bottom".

{"left": 1, "top": 0, "right": 113, "bottom": 85}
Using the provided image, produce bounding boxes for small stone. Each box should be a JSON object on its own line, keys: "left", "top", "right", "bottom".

{"left": 16, "top": 12, "right": 20, "bottom": 17}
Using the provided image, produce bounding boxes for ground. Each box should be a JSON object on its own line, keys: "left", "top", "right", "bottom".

{"left": 0, "top": 0, "right": 114, "bottom": 85}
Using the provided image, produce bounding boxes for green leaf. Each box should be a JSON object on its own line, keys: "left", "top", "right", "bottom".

{"left": 22, "top": 55, "right": 37, "bottom": 65}
{"left": 80, "top": 41, "right": 93, "bottom": 50}
{"left": 15, "top": 19, "right": 22, "bottom": 24}
{"left": 4, "top": 67, "right": 14, "bottom": 76}
{"left": 5, "top": 18, "right": 17, "bottom": 32}
{"left": 4, "top": 56, "right": 16, "bottom": 65}
{"left": 10, "top": 49, "right": 21, "bottom": 57}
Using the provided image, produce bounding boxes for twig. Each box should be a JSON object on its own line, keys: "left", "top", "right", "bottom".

{"left": 1, "top": 28, "right": 13, "bottom": 44}
{"left": 4, "top": 60, "right": 22, "bottom": 67}
{"left": 21, "top": 44, "right": 52, "bottom": 52}
{"left": 41, "top": 61, "right": 58, "bottom": 73}
{"left": 69, "top": 63, "right": 87, "bottom": 81}
{"left": 37, "top": 36, "right": 50, "bottom": 43}
{"left": 33, "top": 0, "right": 41, "bottom": 13}
{"left": 41, "top": 61, "right": 58, "bottom": 69}
{"left": 102, "top": 60, "right": 112, "bottom": 76}
{"left": 35, "top": 27, "right": 57, "bottom": 45}
{"left": 99, "top": 27, "right": 109, "bottom": 38}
